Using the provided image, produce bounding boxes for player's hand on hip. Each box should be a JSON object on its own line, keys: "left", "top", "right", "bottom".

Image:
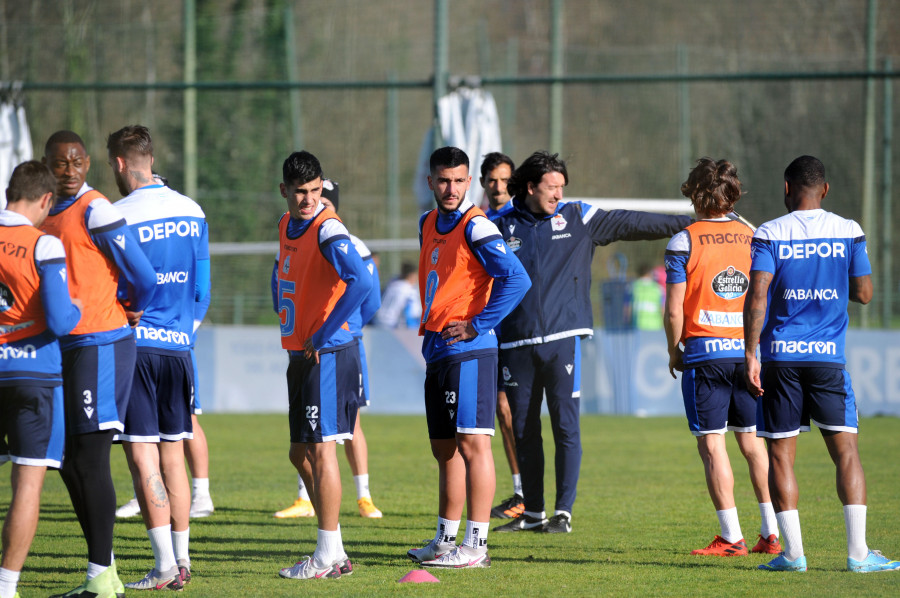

{"left": 441, "top": 320, "right": 478, "bottom": 345}
{"left": 303, "top": 338, "right": 320, "bottom": 364}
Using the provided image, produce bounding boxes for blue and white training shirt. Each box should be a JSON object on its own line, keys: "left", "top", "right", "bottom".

{"left": 115, "top": 184, "right": 210, "bottom": 353}
{"left": 750, "top": 208, "right": 870, "bottom": 367}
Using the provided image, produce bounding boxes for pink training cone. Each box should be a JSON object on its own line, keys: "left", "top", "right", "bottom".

{"left": 398, "top": 569, "right": 440, "bottom": 583}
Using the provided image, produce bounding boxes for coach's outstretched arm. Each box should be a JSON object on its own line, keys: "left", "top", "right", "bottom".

{"left": 584, "top": 204, "right": 692, "bottom": 245}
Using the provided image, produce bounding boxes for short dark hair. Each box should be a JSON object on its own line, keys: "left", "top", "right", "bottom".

{"left": 6, "top": 160, "right": 57, "bottom": 205}
{"left": 429, "top": 146, "right": 469, "bottom": 174}
{"left": 680, "top": 157, "right": 743, "bottom": 216}
{"left": 507, "top": 151, "right": 568, "bottom": 198}
{"left": 282, "top": 151, "right": 323, "bottom": 185}
{"left": 784, "top": 155, "right": 826, "bottom": 189}
{"left": 399, "top": 261, "right": 416, "bottom": 279}
{"left": 107, "top": 125, "right": 153, "bottom": 159}
{"left": 480, "top": 152, "right": 514, "bottom": 179}
{"left": 44, "top": 130, "right": 86, "bottom": 156}
{"left": 321, "top": 177, "right": 339, "bottom": 211}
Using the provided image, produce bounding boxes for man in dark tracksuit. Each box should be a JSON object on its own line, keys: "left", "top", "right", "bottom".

{"left": 493, "top": 151, "right": 691, "bottom": 533}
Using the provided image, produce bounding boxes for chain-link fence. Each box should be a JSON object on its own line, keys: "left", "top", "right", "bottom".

{"left": 3, "top": 0, "right": 899, "bottom": 326}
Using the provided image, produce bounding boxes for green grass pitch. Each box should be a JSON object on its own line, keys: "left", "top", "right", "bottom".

{"left": 6, "top": 414, "right": 900, "bottom": 597}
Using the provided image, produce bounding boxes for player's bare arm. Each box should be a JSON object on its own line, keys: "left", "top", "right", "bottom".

{"left": 849, "top": 274, "right": 873, "bottom": 305}
{"left": 441, "top": 319, "right": 478, "bottom": 345}
{"left": 663, "top": 282, "right": 686, "bottom": 378}
{"left": 743, "top": 270, "right": 772, "bottom": 396}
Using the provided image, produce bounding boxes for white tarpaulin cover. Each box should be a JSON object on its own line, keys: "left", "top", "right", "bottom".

{"left": 414, "top": 88, "right": 502, "bottom": 212}
{"left": 0, "top": 85, "right": 34, "bottom": 208}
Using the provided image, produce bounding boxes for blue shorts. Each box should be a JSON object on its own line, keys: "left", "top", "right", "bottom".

{"left": 758, "top": 365, "right": 858, "bottom": 438}
{"left": 61, "top": 337, "right": 136, "bottom": 435}
{"left": 287, "top": 341, "right": 360, "bottom": 444}
{"left": 358, "top": 339, "right": 370, "bottom": 408}
{"left": 121, "top": 349, "right": 194, "bottom": 443}
{"left": 425, "top": 350, "right": 497, "bottom": 439}
{"left": 190, "top": 348, "right": 202, "bottom": 414}
{"left": 0, "top": 384, "right": 65, "bottom": 468}
{"left": 681, "top": 361, "right": 758, "bottom": 435}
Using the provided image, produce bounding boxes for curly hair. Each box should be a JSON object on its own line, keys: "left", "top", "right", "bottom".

{"left": 680, "top": 157, "right": 742, "bottom": 216}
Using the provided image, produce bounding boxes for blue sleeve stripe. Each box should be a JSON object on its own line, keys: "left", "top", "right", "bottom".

{"left": 319, "top": 233, "right": 351, "bottom": 248}
{"left": 38, "top": 257, "right": 67, "bottom": 267}
{"left": 89, "top": 219, "right": 127, "bottom": 235}
{"left": 470, "top": 232, "right": 502, "bottom": 249}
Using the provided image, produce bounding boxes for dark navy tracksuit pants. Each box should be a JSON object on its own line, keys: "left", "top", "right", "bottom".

{"left": 500, "top": 336, "right": 582, "bottom": 515}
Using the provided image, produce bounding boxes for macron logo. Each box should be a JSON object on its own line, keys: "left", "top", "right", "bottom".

{"left": 113, "top": 234, "right": 126, "bottom": 250}
{"left": 308, "top": 419, "right": 318, "bottom": 430}
{"left": 496, "top": 243, "right": 506, "bottom": 254}
{"left": 338, "top": 243, "right": 349, "bottom": 254}
{"left": 565, "top": 364, "right": 574, "bottom": 375}
{"left": 59, "top": 267, "right": 67, "bottom": 282}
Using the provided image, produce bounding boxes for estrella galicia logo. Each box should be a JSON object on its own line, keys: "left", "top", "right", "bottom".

{"left": 431, "top": 247, "right": 440, "bottom": 265}
{"left": 506, "top": 236, "right": 522, "bottom": 252}
{"left": 0, "top": 282, "right": 13, "bottom": 313}
{"left": 711, "top": 266, "right": 749, "bottom": 300}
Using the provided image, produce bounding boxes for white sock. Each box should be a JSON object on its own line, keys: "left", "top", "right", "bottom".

{"left": 312, "top": 528, "right": 342, "bottom": 568}
{"left": 297, "top": 474, "right": 311, "bottom": 501}
{"left": 462, "top": 520, "right": 489, "bottom": 552}
{"left": 435, "top": 516, "right": 460, "bottom": 545}
{"left": 0, "top": 567, "right": 20, "bottom": 598}
{"left": 554, "top": 509, "right": 571, "bottom": 519}
{"left": 148, "top": 525, "right": 177, "bottom": 573}
{"left": 759, "top": 502, "right": 778, "bottom": 538}
{"left": 86, "top": 562, "right": 107, "bottom": 580}
{"left": 336, "top": 523, "right": 345, "bottom": 557}
{"left": 512, "top": 473, "right": 523, "bottom": 496}
{"left": 172, "top": 528, "right": 190, "bottom": 565}
{"left": 716, "top": 507, "right": 743, "bottom": 543}
{"left": 354, "top": 474, "right": 370, "bottom": 500}
{"left": 776, "top": 510, "right": 804, "bottom": 561}
{"left": 192, "top": 477, "right": 209, "bottom": 496}
{"left": 844, "top": 504, "right": 869, "bottom": 561}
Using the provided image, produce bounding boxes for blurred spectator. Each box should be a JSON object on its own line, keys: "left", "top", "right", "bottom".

{"left": 376, "top": 262, "right": 420, "bottom": 328}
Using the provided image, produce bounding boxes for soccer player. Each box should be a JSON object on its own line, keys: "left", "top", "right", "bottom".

{"left": 479, "top": 152, "right": 524, "bottom": 519}
{"left": 664, "top": 158, "right": 780, "bottom": 557}
{"left": 108, "top": 125, "right": 210, "bottom": 590}
{"left": 407, "top": 146, "right": 530, "bottom": 568}
{"left": 1, "top": 161, "right": 82, "bottom": 598}
{"left": 274, "top": 152, "right": 372, "bottom": 580}
{"left": 493, "top": 151, "right": 691, "bottom": 534}
{"left": 116, "top": 172, "right": 215, "bottom": 522}
{"left": 273, "top": 178, "right": 383, "bottom": 520}
{"left": 40, "top": 131, "right": 156, "bottom": 598}
{"left": 744, "top": 155, "right": 900, "bottom": 573}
